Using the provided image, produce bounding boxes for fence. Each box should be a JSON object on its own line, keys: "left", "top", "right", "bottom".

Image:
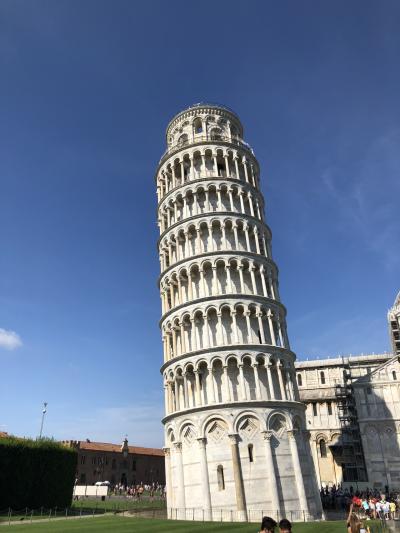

{"left": 167, "top": 507, "right": 326, "bottom": 522}
{"left": 0, "top": 506, "right": 107, "bottom": 526}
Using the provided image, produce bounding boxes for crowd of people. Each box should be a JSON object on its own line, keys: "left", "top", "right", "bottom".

{"left": 110, "top": 482, "right": 165, "bottom": 500}
{"left": 320, "top": 483, "right": 400, "bottom": 520}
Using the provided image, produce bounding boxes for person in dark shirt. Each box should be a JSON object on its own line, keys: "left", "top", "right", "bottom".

{"left": 279, "top": 518, "right": 292, "bottom": 532}
{"left": 259, "top": 516, "right": 277, "bottom": 532}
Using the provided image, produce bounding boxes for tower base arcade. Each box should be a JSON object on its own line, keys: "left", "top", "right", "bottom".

{"left": 163, "top": 404, "right": 323, "bottom": 522}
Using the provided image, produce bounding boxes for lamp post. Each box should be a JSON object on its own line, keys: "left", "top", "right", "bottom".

{"left": 39, "top": 402, "right": 47, "bottom": 439}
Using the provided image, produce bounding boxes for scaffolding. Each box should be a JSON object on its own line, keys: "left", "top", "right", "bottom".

{"left": 388, "top": 291, "right": 400, "bottom": 358}
{"left": 334, "top": 376, "right": 367, "bottom": 483}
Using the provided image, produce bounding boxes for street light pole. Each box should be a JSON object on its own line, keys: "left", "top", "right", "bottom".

{"left": 39, "top": 402, "right": 48, "bottom": 439}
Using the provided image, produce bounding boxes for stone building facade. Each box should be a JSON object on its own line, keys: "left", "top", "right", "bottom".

{"left": 63, "top": 438, "right": 165, "bottom": 486}
{"left": 156, "top": 103, "right": 323, "bottom": 521}
{"left": 296, "top": 292, "right": 400, "bottom": 491}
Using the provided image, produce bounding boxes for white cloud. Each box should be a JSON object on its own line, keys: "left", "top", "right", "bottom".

{"left": 0, "top": 328, "right": 22, "bottom": 350}
{"left": 321, "top": 130, "right": 400, "bottom": 271}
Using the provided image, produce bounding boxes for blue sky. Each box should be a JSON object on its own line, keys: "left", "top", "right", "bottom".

{"left": 1, "top": 0, "right": 399, "bottom": 447}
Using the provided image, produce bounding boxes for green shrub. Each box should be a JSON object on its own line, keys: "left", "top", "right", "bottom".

{"left": 0, "top": 436, "right": 77, "bottom": 509}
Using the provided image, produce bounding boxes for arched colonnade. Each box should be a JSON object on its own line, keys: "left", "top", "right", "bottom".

{"left": 157, "top": 147, "right": 259, "bottom": 201}
{"left": 162, "top": 302, "right": 289, "bottom": 361}
{"left": 159, "top": 217, "right": 271, "bottom": 271}
{"left": 163, "top": 353, "right": 298, "bottom": 416}
{"left": 160, "top": 257, "right": 279, "bottom": 314}
{"left": 158, "top": 182, "right": 264, "bottom": 232}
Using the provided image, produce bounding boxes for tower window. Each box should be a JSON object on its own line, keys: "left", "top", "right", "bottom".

{"left": 393, "top": 371, "right": 397, "bottom": 381}
{"left": 297, "top": 374, "right": 302, "bottom": 387}
{"left": 217, "top": 465, "right": 225, "bottom": 491}
{"left": 248, "top": 444, "right": 254, "bottom": 463}
{"left": 320, "top": 371, "right": 326, "bottom": 385}
{"left": 193, "top": 118, "right": 202, "bottom": 134}
{"left": 312, "top": 403, "right": 317, "bottom": 416}
{"left": 319, "top": 439, "right": 327, "bottom": 458}
{"left": 327, "top": 401, "right": 332, "bottom": 415}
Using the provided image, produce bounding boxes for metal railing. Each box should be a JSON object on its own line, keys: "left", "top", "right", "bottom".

{"left": 159, "top": 135, "right": 254, "bottom": 164}
{"left": 167, "top": 507, "right": 325, "bottom": 523}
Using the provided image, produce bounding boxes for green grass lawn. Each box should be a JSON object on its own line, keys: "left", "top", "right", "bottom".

{"left": 0, "top": 515, "right": 384, "bottom": 532}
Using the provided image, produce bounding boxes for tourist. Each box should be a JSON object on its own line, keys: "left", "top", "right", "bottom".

{"left": 368, "top": 498, "right": 375, "bottom": 519}
{"left": 259, "top": 516, "right": 277, "bottom": 532}
{"left": 278, "top": 518, "right": 292, "bottom": 532}
{"left": 383, "top": 499, "right": 390, "bottom": 520}
{"left": 390, "top": 499, "right": 396, "bottom": 519}
{"left": 361, "top": 498, "right": 369, "bottom": 517}
{"left": 347, "top": 503, "right": 362, "bottom": 533}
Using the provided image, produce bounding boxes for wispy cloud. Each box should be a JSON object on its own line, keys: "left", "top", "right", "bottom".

{"left": 0, "top": 328, "right": 22, "bottom": 350}
{"left": 321, "top": 130, "right": 400, "bottom": 270}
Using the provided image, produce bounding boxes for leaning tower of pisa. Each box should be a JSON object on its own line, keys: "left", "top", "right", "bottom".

{"left": 156, "top": 104, "right": 323, "bottom": 521}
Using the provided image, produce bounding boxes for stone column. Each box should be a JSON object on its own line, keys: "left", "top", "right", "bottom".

{"left": 254, "top": 228, "right": 261, "bottom": 254}
{"left": 287, "top": 430, "right": 308, "bottom": 514}
{"left": 224, "top": 154, "right": 230, "bottom": 177}
{"left": 244, "top": 310, "right": 252, "bottom": 343}
{"left": 238, "top": 265, "right": 245, "bottom": 293}
{"left": 201, "top": 154, "right": 206, "bottom": 176}
{"left": 233, "top": 224, "right": 239, "bottom": 249}
{"left": 239, "top": 191, "right": 245, "bottom": 214}
{"left": 226, "top": 264, "right": 233, "bottom": 293}
{"left": 257, "top": 312, "right": 266, "bottom": 343}
{"left": 244, "top": 225, "right": 251, "bottom": 251}
{"left": 223, "top": 365, "right": 231, "bottom": 402}
{"left": 197, "top": 438, "right": 212, "bottom": 519}
{"left": 238, "top": 364, "right": 246, "bottom": 400}
{"left": 174, "top": 442, "right": 186, "bottom": 513}
{"left": 262, "top": 431, "right": 280, "bottom": 515}
{"left": 243, "top": 158, "right": 249, "bottom": 182}
{"left": 228, "top": 434, "right": 247, "bottom": 521}
{"left": 228, "top": 189, "right": 234, "bottom": 211}
{"left": 190, "top": 318, "right": 197, "bottom": 351}
{"left": 249, "top": 265, "right": 257, "bottom": 294}
{"left": 260, "top": 267, "right": 268, "bottom": 297}
{"left": 213, "top": 153, "right": 218, "bottom": 174}
{"left": 203, "top": 314, "right": 210, "bottom": 347}
{"left": 231, "top": 311, "right": 238, "bottom": 343}
{"left": 196, "top": 228, "right": 202, "bottom": 254}
{"left": 183, "top": 373, "right": 189, "bottom": 408}
{"left": 164, "top": 385, "right": 169, "bottom": 416}
{"left": 267, "top": 310, "right": 277, "bottom": 346}
{"left": 266, "top": 362, "right": 275, "bottom": 400}
{"left": 163, "top": 447, "right": 173, "bottom": 511}
{"left": 277, "top": 363, "right": 287, "bottom": 400}
{"left": 190, "top": 155, "right": 195, "bottom": 180}
{"left": 194, "top": 370, "right": 201, "bottom": 406}
{"left": 252, "top": 363, "right": 261, "bottom": 399}
{"left": 209, "top": 366, "right": 216, "bottom": 403}
{"left": 234, "top": 157, "right": 240, "bottom": 179}
{"left": 248, "top": 193, "right": 255, "bottom": 216}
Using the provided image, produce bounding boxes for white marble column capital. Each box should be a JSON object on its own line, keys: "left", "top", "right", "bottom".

{"left": 173, "top": 441, "right": 183, "bottom": 452}
{"left": 261, "top": 430, "right": 274, "bottom": 442}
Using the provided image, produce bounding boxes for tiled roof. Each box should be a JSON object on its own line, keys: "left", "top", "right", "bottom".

{"left": 0, "top": 432, "right": 8, "bottom": 438}
{"left": 76, "top": 441, "right": 164, "bottom": 457}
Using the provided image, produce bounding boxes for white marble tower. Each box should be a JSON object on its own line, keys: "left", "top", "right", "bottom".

{"left": 156, "top": 103, "right": 323, "bottom": 521}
